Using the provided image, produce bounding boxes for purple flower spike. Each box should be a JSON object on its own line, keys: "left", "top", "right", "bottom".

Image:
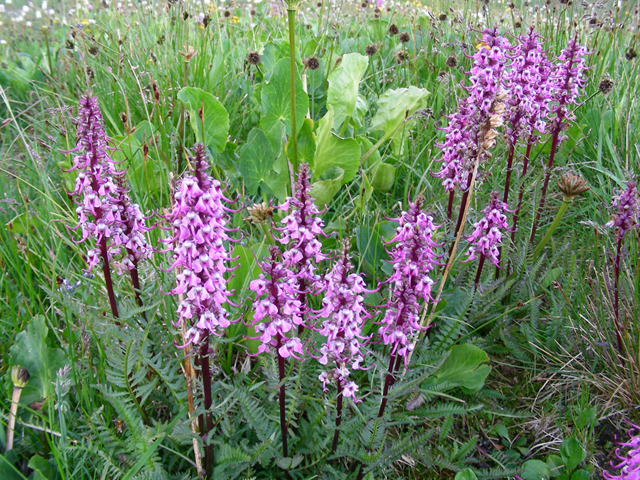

{"left": 109, "top": 175, "right": 153, "bottom": 274}
{"left": 434, "top": 28, "right": 510, "bottom": 193}
{"left": 504, "top": 28, "right": 554, "bottom": 145}
{"left": 605, "top": 182, "right": 639, "bottom": 239}
{"left": 65, "top": 96, "right": 121, "bottom": 272}
{"left": 549, "top": 36, "right": 590, "bottom": 142}
{"left": 249, "top": 246, "right": 304, "bottom": 359}
{"left": 604, "top": 422, "right": 640, "bottom": 479}
{"left": 276, "top": 163, "right": 328, "bottom": 326}
{"left": 465, "top": 192, "right": 510, "bottom": 267}
{"left": 317, "top": 240, "right": 370, "bottom": 402}
{"left": 167, "top": 144, "right": 236, "bottom": 346}
{"left": 379, "top": 196, "right": 441, "bottom": 364}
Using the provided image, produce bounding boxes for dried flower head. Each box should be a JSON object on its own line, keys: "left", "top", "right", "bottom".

{"left": 388, "top": 23, "right": 399, "bottom": 35}
{"left": 598, "top": 77, "right": 614, "bottom": 95}
{"left": 396, "top": 50, "right": 408, "bottom": 63}
{"left": 245, "top": 202, "right": 274, "bottom": 224}
{"left": 247, "top": 51, "right": 261, "bottom": 66}
{"left": 625, "top": 47, "right": 637, "bottom": 61}
{"left": 365, "top": 43, "right": 378, "bottom": 56}
{"left": 557, "top": 173, "right": 589, "bottom": 201}
{"left": 445, "top": 55, "right": 458, "bottom": 68}
{"left": 305, "top": 56, "right": 320, "bottom": 70}
{"left": 438, "top": 13, "right": 447, "bottom": 21}
{"left": 399, "top": 31, "right": 410, "bottom": 43}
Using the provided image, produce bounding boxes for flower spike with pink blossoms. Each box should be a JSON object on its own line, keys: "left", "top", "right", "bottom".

{"left": 604, "top": 422, "right": 640, "bottom": 479}
{"left": 465, "top": 192, "right": 511, "bottom": 268}
{"left": 166, "top": 143, "right": 236, "bottom": 346}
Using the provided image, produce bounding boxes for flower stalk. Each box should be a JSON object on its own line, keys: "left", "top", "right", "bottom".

{"left": 287, "top": 7, "right": 298, "bottom": 176}
{"left": 6, "top": 366, "right": 29, "bottom": 452}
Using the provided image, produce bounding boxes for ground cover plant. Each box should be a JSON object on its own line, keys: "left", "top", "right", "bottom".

{"left": 1, "top": 0, "right": 640, "bottom": 478}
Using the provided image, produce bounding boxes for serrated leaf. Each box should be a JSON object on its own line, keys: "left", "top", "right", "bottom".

{"left": 327, "top": 52, "right": 369, "bottom": 131}
{"left": 177, "top": 87, "right": 229, "bottom": 153}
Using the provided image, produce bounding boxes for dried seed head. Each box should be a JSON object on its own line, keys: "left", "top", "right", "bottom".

{"left": 179, "top": 45, "right": 197, "bottom": 61}
{"left": 445, "top": 55, "right": 458, "bottom": 68}
{"left": 438, "top": 13, "right": 447, "bottom": 21}
{"left": 182, "top": 11, "right": 189, "bottom": 20}
{"left": 557, "top": 173, "right": 589, "bottom": 201}
{"left": 598, "top": 77, "right": 614, "bottom": 95}
{"left": 305, "top": 56, "right": 320, "bottom": 70}
{"left": 514, "top": 21, "right": 522, "bottom": 28}
{"left": 247, "top": 51, "right": 261, "bottom": 65}
{"left": 223, "top": 9, "right": 231, "bottom": 17}
{"left": 88, "top": 45, "right": 99, "bottom": 56}
{"left": 202, "top": 14, "right": 210, "bottom": 27}
{"left": 399, "top": 31, "right": 410, "bottom": 43}
{"left": 388, "top": 23, "right": 399, "bottom": 35}
{"left": 245, "top": 202, "right": 274, "bottom": 225}
{"left": 396, "top": 50, "right": 408, "bottom": 63}
{"left": 625, "top": 47, "right": 637, "bottom": 61}
{"left": 365, "top": 43, "right": 378, "bottom": 56}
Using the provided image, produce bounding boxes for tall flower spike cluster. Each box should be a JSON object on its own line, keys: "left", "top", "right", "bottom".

{"left": 465, "top": 192, "right": 510, "bottom": 267}
{"left": 249, "top": 246, "right": 304, "bottom": 359}
{"left": 317, "top": 240, "right": 370, "bottom": 401}
{"left": 65, "top": 95, "right": 121, "bottom": 273}
{"left": 606, "top": 181, "right": 639, "bottom": 239}
{"left": 380, "top": 196, "right": 440, "bottom": 364}
{"left": 276, "top": 163, "right": 327, "bottom": 327}
{"left": 166, "top": 143, "right": 236, "bottom": 346}
{"left": 434, "top": 28, "right": 510, "bottom": 197}
{"left": 604, "top": 422, "right": 640, "bottom": 479}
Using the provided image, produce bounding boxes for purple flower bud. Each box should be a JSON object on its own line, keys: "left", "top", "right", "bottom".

{"left": 604, "top": 422, "right": 640, "bottom": 479}
{"left": 379, "top": 196, "right": 441, "bottom": 364}
{"left": 316, "top": 240, "right": 371, "bottom": 402}
{"left": 465, "top": 192, "right": 510, "bottom": 267}
{"left": 249, "top": 246, "right": 304, "bottom": 358}
{"left": 605, "top": 182, "right": 639, "bottom": 239}
{"left": 167, "top": 144, "right": 236, "bottom": 346}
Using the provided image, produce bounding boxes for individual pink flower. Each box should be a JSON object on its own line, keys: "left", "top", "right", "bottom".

{"left": 465, "top": 192, "right": 510, "bottom": 267}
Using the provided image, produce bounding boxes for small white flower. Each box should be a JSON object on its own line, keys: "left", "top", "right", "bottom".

{"left": 35, "top": 9, "right": 41, "bottom": 17}
{"left": 6, "top": 0, "right": 12, "bottom": 5}
{"left": 26, "top": 20, "right": 32, "bottom": 26}
{"left": 41, "top": 1, "right": 47, "bottom": 9}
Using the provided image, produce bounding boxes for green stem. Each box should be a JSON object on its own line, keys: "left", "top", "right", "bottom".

{"left": 532, "top": 199, "right": 571, "bottom": 258}
{"left": 288, "top": 8, "right": 299, "bottom": 176}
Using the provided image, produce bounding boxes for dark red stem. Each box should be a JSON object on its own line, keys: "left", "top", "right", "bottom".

{"left": 613, "top": 237, "right": 624, "bottom": 353}
{"left": 474, "top": 254, "right": 486, "bottom": 289}
{"left": 99, "top": 237, "right": 120, "bottom": 320}
{"left": 331, "top": 379, "right": 343, "bottom": 454}
{"left": 199, "top": 336, "right": 214, "bottom": 478}
{"left": 277, "top": 337, "right": 289, "bottom": 458}
{"left": 530, "top": 128, "right": 561, "bottom": 244}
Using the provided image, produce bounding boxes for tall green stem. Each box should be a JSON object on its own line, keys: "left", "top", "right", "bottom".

{"left": 532, "top": 199, "right": 570, "bottom": 258}
{"left": 287, "top": 8, "right": 299, "bottom": 176}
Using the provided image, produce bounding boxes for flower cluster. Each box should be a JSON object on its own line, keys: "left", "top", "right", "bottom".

{"left": 166, "top": 144, "right": 235, "bottom": 346}
{"left": 250, "top": 247, "right": 304, "bottom": 359}
{"left": 503, "top": 28, "right": 554, "bottom": 145}
{"left": 606, "top": 182, "right": 639, "bottom": 240}
{"left": 109, "top": 175, "right": 153, "bottom": 273}
{"left": 434, "top": 28, "right": 510, "bottom": 192}
{"left": 276, "top": 163, "right": 327, "bottom": 320}
{"left": 604, "top": 422, "right": 640, "bottom": 479}
{"left": 64, "top": 96, "right": 122, "bottom": 272}
{"left": 465, "top": 192, "right": 510, "bottom": 267}
{"left": 317, "top": 241, "right": 370, "bottom": 402}
{"left": 379, "top": 196, "right": 440, "bottom": 363}
{"left": 548, "top": 36, "right": 590, "bottom": 140}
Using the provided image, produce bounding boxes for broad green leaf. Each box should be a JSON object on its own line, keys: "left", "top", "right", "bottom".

{"left": 455, "top": 469, "right": 478, "bottom": 480}
{"left": 560, "top": 438, "right": 585, "bottom": 471}
{"left": 260, "top": 58, "right": 309, "bottom": 136}
{"left": 355, "top": 225, "right": 388, "bottom": 272}
{"left": 327, "top": 52, "right": 369, "bottom": 131}
{"left": 522, "top": 460, "right": 551, "bottom": 480}
{"left": 357, "top": 171, "right": 374, "bottom": 212}
{"left": 28, "top": 455, "right": 55, "bottom": 480}
{"left": 0, "top": 453, "right": 25, "bottom": 480}
{"left": 177, "top": 87, "right": 229, "bottom": 153}
{"left": 425, "top": 343, "right": 491, "bottom": 394}
{"left": 293, "top": 118, "right": 316, "bottom": 165}
{"left": 229, "top": 244, "right": 268, "bottom": 300}
{"left": 312, "top": 106, "right": 360, "bottom": 184}
{"left": 570, "top": 470, "right": 590, "bottom": 480}
{"left": 371, "top": 163, "right": 395, "bottom": 191}
{"left": 112, "top": 132, "right": 167, "bottom": 198}
{"left": 547, "top": 454, "right": 564, "bottom": 478}
{"left": 9, "top": 315, "right": 68, "bottom": 406}
{"left": 370, "top": 86, "right": 430, "bottom": 150}
{"left": 311, "top": 169, "right": 344, "bottom": 207}
{"left": 238, "top": 128, "right": 278, "bottom": 195}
